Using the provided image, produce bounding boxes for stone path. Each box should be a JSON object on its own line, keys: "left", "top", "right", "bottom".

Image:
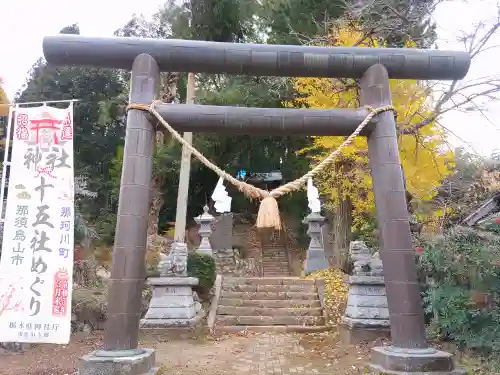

{"left": 225, "top": 333, "right": 325, "bottom": 374}
{"left": 152, "top": 332, "right": 369, "bottom": 375}
{"left": 0, "top": 330, "right": 371, "bottom": 375}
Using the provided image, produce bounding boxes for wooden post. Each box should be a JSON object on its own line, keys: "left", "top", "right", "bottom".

{"left": 173, "top": 72, "right": 196, "bottom": 243}
{"left": 103, "top": 54, "right": 159, "bottom": 352}
{"left": 362, "top": 64, "right": 427, "bottom": 349}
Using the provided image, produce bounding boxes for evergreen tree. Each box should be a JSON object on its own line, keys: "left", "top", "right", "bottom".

{"left": 17, "top": 24, "right": 127, "bottom": 220}
{"left": 260, "top": 0, "right": 347, "bottom": 44}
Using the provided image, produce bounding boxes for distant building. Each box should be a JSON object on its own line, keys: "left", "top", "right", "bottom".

{"left": 246, "top": 170, "right": 283, "bottom": 191}
{"left": 462, "top": 192, "right": 500, "bottom": 227}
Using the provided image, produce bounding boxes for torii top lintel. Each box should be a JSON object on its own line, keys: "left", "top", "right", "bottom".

{"left": 42, "top": 35, "right": 471, "bottom": 80}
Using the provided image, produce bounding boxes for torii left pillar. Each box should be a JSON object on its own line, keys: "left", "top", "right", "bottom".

{"left": 79, "top": 54, "right": 160, "bottom": 375}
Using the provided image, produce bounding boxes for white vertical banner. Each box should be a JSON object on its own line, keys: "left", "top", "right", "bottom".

{"left": 0, "top": 103, "right": 74, "bottom": 344}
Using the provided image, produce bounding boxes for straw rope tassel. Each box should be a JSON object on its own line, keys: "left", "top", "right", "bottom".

{"left": 256, "top": 196, "right": 282, "bottom": 230}
{"left": 127, "top": 101, "right": 395, "bottom": 230}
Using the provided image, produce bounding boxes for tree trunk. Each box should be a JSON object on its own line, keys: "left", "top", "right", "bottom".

{"left": 333, "top": 194, "right": 353, "bottom": 273}
{"left": 148, "top": 175, "right": 165, "bottom": 237}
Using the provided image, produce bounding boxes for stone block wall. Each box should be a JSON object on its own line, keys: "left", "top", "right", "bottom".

{"left": 213, "top": 247, "right": 260, "bottom": 276}
{"left": 210, "top": 214, "right": 233, "bottom": 251}
{"left": 210, "top": 217, "right": 261, "bottom": 276}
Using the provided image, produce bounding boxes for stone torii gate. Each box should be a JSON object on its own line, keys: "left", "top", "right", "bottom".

{"left": 42, "top": 35, "right": 470, "bottom": 375}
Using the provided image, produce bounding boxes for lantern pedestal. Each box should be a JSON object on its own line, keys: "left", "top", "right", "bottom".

{"left": 140, "top": 277, "right": 204, "bottom": 329}
{"left": 340, "top": 242, "right": 390, "bottom": 345}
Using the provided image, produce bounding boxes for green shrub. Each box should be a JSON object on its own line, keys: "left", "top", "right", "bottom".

{"left": 480, "top": 216, "right": 500, "bottom": 235}
{"left": 94, "top": 210, "right": 117, "bottom": 245}
{"left": 418, "top": 228, "right": 500, "bottom": 353}
{"left": 187, "top": 252, "right": 216, "bottom": 298}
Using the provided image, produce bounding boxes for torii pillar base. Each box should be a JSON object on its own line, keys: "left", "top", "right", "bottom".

{"left": 369, "top": 347, "right": 466, "bottom": 375}
{"left": 79, "top": 349, "right": 159, "bottom": 375}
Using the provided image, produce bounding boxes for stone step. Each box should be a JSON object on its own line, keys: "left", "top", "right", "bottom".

{"left": 262, "top": 263, "right": 289, "bottom": 267}
{"left": 263, "top": 275, "right": 291, "bottom": 278}
{"left": 262, "top": 254, "right": 287, "bottom": 258}
{"left": 262, "top": 270, "right": 290, "bottom": 274}
{"left": 223, "top": 277, "right": 314, "bottom": 286}
{"left": 262, "top": 259, "right": 287, "bottom": 262}
{"left": 216, "top": 315, "right": 324, "bottom": 326}
{"left": 262, "top": 258, "right": 287, "bottom": 261}
{"left": 262, "top": 264, "right": 287, "bottom": 267}
{"left": 262, "top": 267, "right": 289, "bottom": 271}
{"left": 262, "top": 270, "right": 290, "bottom": 275}
{"left": 263, "top": 274, "right": 291, "bottom": 277}
{"left": 263, "top": 272, "right": 291, "bottom": 276}
{"left": 264, "top": 275, "right": 291, "bottom": 277}
{"left": 215, "top": 325, "right": 329, "bottom": 333}
{"left": 222, "top": 284, "right": 315, "bottom": 293}
{"left": 219, "top": 298, "right": 321, "bottom": 308}
{"left": 262, "top": 263, "right": 289, "bottom": 266}
{"left": 220, "top": 290, "right": 319, "bottom": 300}
{"left": 217, "top": 306, "right": 323, "bottom": 316}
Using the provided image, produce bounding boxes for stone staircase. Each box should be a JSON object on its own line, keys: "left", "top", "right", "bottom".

{"left": 261, "top": 246, "right": 291, "bottom": 276}
{"left": 260, "top": 230, "right": 291, "bottom": 276}
{"left": 213, "top": 277, "right": 328, "bottom": 332}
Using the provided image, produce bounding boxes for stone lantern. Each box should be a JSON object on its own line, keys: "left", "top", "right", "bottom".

{"left": 303, "top": 212, "right": 328, "bottom": 273}
{"left": 194, "top": 205, "right": 215, "bottom": 257}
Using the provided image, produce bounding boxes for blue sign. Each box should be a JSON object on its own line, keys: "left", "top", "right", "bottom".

{"left": 236, "top": 170, "right": 247, "bottom": 180}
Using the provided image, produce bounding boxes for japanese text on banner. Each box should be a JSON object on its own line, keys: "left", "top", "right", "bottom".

{"left": 0, "top": 104, "right": 75, "bottom": 344}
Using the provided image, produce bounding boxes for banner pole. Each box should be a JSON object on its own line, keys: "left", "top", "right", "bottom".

{"left": 0, "top": 104, "right": 16, "bottom": 224}
{"left": 7, "top": 99, "right": 80, "bottom": 107}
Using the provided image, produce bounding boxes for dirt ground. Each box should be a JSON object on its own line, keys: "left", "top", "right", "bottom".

{"left": 0, "top": 329, "right": 375, "bottom": 375}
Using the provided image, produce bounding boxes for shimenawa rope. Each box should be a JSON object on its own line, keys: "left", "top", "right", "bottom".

{"left": 127, "top": 101, "right": 395, "bottom": 230}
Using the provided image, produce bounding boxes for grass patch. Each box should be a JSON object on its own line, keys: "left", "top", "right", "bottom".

{"left": 72, "top": 284, "right": 151, "bottom": 329}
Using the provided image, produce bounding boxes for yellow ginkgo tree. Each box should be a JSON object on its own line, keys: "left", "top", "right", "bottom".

{"left": 288, "top": 24, "right": 454, "bottom": 268}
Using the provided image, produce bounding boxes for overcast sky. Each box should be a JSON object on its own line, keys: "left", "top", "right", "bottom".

{"left": 0, "top": 0, "right": 499, "bottom": 156}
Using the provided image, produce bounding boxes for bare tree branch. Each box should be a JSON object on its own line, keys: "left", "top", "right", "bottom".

{"left": 400, "top": 4, "right": 500, "bottom": 134}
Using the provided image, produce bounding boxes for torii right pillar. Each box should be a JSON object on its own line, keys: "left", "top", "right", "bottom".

{"left": 362, "top": 64, "right": 465, "bottom": 375}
